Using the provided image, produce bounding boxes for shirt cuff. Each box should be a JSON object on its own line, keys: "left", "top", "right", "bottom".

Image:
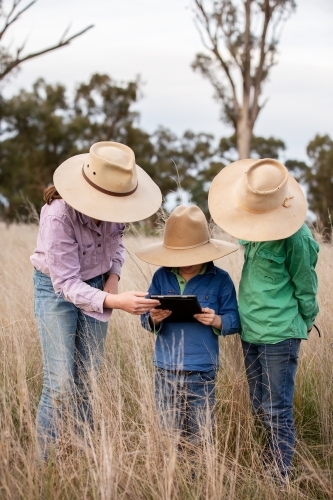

{"left": 221, "top": 315, "right": 230, "bottom": 336}
{"left": 91, "top": 289, "right": 109, "bottom": 314}
{"left": 213, "top": 326, "right": 222, "bottom": 336}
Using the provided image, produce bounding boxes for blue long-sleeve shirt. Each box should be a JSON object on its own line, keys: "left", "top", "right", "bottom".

{"left": 141, "top": 262, "right": 240, "bottom": 371}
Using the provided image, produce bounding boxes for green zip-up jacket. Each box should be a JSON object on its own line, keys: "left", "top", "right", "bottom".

{"left": 238, "top": 223, "right": 319, "bottom": 344}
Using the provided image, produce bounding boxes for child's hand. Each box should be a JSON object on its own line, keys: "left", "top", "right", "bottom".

{"left": 150, "top": 307, "right": 172, "bottom": 326}
{"left": 193, "top": 308, "right": 222, "bottom": 329}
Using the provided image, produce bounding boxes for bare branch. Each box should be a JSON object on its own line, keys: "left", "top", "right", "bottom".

{"left": 0, "top": 24, "right": 93, "bottom": 81}
{"left": 218, "top": 2, "right": 243, "bottom": 70}
{"left": 242, "top": 0, "right": 252, "bottom": 103}
{"left": 60, "top": 23, "right": 72, "bottom": 44}
{"left": 193, "top": 16, "right": 212, "bottom": 51}
{"left": 193, "top": 0, "right": 240, "bottom": 115}
{"left": 251, "top": 0, "right": 272, "bottom": 124}
{"left": 0, "top": 0, "right": 37, "bottom": 41}
{"left": 211, "top": 45, "right": 239, "bottom": 114}
{"left": 270, "top": 1, "right": 293, "bottom": 48}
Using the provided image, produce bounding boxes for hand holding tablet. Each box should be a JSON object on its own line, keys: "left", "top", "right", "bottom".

{"left": 150, "top": 295, "right": 202, "bottom": 323}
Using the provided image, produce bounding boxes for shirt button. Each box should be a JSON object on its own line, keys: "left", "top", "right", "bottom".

{"left": 97, "top": 243, "right": 101, "bottom": 247}
{"left": 83, "top": 251, "right": 86, "bottom": 255}
{"left": 252, "top": 242, "right": 255, "bottom": 247}
{"left": 205, "top": 295, "right": 209, "bottom": 299}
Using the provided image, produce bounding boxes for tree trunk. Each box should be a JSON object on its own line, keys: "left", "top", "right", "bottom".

{"left": 237, "top": 113, "right": 252, "bottom": 159}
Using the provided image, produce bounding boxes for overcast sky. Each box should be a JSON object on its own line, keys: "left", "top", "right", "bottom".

{"left": 2, "top": 0, "right": 333, "bottom": 162}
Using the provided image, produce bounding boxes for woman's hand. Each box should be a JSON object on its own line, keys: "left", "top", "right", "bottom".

{"left": 150, "top": 307, "right": 172, "bottom": 326}
{"left": 104, "top": 291, "right": 160, "bottom": 315}
{"left": 193, "top": 307, "right": 222, "bottom": 329}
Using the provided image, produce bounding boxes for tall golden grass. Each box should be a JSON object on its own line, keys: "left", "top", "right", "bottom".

{"left": 0, "top": 222, "right": 332, "bottom": 499}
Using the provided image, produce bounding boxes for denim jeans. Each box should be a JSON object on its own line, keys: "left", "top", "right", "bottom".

{"left": 154, "top": 367, "right": 216, "bottom": 445}
{"left": 241, "top": 338, "right": 301, "bottom": 477}
{"left": 34, "top": 269, "right": 108, "bottom": 459}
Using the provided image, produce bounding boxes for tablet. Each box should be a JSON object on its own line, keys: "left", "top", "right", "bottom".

{"left": 150, "top": 295, "right": 202, "bottom": 323}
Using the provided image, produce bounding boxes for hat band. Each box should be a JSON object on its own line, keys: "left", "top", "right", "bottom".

{"left": 82, "top": 166, "right": 138, "bottom": 197}
{"left": 164, "top": 239, "right": 209, "bottom": 250}
{"left": 236, "top": 195, "right": 294, "bottom": 214}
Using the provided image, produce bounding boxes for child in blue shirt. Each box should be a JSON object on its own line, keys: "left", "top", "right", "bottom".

{"left": 136, "top": 205, "right": 240, "bottom": 446}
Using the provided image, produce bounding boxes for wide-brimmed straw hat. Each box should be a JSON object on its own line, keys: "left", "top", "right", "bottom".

{"left": 53, "top": 141, "right": 162, "bottom": 222}
{"left": 135, "top": 205, "right": 238, "bottom": 266}
{"left": 208, "top": 158, "right": 307, "bottom": 242}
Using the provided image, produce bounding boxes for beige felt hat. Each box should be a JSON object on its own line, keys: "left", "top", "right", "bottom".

{"left": 208, "top": 158, "right": 307, "bottom": 242}
{"left": 53, "top": 141, "right": 162, "bottom": 222}
{"left": 135, "top": 205, "right": 238, "bottom": 266}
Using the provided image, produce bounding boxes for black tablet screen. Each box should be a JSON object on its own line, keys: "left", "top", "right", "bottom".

{"left": 150, "top": 295, "right": 202, "bottom": 323}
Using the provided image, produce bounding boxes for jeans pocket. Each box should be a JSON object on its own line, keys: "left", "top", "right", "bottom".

{"left": 34, "top": 270, "right": 54, "bottom": 297}
{"left": 197, "top": 370, "right": 217, "bottom": 383}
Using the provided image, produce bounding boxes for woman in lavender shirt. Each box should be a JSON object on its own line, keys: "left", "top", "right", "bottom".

{"left": 30, "top": 142, "right": 162, "bottom": 459}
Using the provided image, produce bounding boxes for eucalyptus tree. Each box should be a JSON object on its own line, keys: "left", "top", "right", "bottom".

{"left": 191, "top": 0, "right": 296, "bottom": 158}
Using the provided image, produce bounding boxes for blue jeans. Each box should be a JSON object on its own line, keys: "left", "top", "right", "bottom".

{"left": 154, "top": 367, "right": 216, "bottom": 445}
{"left": 241, "top": 338, "right": 301, "bottom": 477}
{"left": 34, "top": 269, "right": 108, "bottom": 459}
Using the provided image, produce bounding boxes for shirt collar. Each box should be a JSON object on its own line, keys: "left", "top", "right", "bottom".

{"left": 77, "top": 210, "right": 103, "bottom": 233}
{"left": 77, "top": 211, "right": 90, "bottom": 226}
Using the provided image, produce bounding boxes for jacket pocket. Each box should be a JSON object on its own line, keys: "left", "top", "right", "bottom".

{"left": 80, "top": 242, "right": 98, "bottom": 271}
{"left": 197, "top": 294, "right": 217, "bottom": 308}
{"left": 254, "top": 249, "right": 286, "bottom": 285}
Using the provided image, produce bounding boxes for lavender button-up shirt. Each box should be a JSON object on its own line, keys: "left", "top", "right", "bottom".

{"left": 30, "top": 199, "right": 125, "bottom": 321}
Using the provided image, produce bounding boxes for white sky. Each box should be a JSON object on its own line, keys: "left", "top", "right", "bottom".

{"left": 2, "top": 0, "right": 333, "bottom": 162}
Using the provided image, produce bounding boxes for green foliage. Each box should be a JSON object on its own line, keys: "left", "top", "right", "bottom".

{"left": 73, "top": 73, "right": 142, "bottom": 146}
{"left": 150, "top": 128, "right": 219, "bottom": 214}
{"left": 0, "top": 79, "right": 72, "bottom": 220}
{"left": 0, "top": 74, "right": 145, "bottom": 219}
{"left": 219, "top": 134, "right": 286, "bottom": 163}
{"left": 286, "top": 134, "right": 333, "bottom": 235}
{"left": 251, "top": 135, "right": 286, "bottom": 159}
{"left": 0, "top": 72, "right": 289, "bottom": 221}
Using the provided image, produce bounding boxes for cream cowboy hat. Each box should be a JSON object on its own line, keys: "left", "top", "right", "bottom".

{"left": 135, "top": 205, "right": 238, "bottom": 266}
{"left": 53, "top": 141, "right": 162, "bottom": 222}
{"left": 208, "top": 158, "right": 307, "bottom": 241}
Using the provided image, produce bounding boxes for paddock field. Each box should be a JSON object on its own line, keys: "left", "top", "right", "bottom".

{"left": 0, "top": 222, "right": 332, "bottom": 500}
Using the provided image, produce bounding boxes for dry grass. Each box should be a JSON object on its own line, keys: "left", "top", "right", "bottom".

{"left": 0, "top": 222, "right": 332, "bottom": 499}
